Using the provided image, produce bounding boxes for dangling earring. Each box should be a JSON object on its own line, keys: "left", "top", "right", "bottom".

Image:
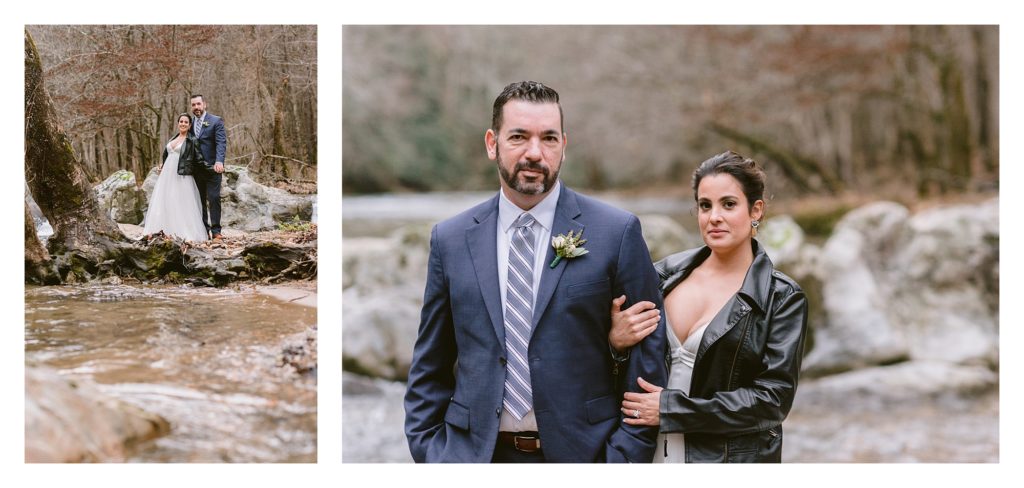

{"left": 751, "top": 220, "right": 759, "bottom": 238}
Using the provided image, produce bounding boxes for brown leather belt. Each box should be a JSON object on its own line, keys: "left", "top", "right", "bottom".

{"left": 497, "top": 431, "right": 541, "bottom": 453}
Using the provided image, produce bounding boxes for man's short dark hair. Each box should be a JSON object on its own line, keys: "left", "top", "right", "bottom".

{"left": 491, "top": 81, "right": 563, "bottom": 133}
{"left": 190, "top": 94, "right": 204, "bottom": 101}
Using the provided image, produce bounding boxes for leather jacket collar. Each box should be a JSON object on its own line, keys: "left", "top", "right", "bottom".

{"left": 655, "top": 239, "right": 774, "bottom": 314}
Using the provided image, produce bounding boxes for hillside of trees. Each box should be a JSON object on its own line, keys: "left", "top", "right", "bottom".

{"left": 343, "top": 26, "right": 997, "bottom": 199}
{"left": 28, "top": 25, "right": 317, "bottom": 188}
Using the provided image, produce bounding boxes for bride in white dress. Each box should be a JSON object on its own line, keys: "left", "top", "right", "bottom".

{"left": 608, "top": 151, "right": 809, "bottom": 463}
{"left": 142, "top": 114, "right": 209, "bottom": 242}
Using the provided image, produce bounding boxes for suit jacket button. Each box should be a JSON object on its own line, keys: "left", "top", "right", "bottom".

{"left": 499, "top": 357, "right": 507, "bottom": 366}
{"left": 495, "top": 407, "right": 501, "bottom": 417}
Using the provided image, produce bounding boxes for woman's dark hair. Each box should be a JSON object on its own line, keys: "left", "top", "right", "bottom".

{"left": 692, "top": 151, "right": 766, "bottom": 211}
{"left": 176, "top": 113, "right": 193, "bottom": 132}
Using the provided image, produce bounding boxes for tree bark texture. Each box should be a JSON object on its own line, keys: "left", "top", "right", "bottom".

{"left": 25, "top": 29, "right": 124, "bottom": 261}
{"left": 24, "top": 202, "right": 59, "bottom": 285}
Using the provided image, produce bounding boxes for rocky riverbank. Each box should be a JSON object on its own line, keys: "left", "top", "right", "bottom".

{"left": 26, "top": 284, "right": 318, "bottom": 462}
{"left": 27, "top": 166, "right": 317, "bottom": 287}
{"left": 341, "top": 195, "right": 999, "bottom": 462}
{"left": 342, "top": 364, "right": 998, "bottom": 463}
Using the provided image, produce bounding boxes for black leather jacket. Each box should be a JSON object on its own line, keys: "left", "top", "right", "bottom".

{"left": 161, "top": 133, "right": 205, "bottom": 175}
{"left": 654, "top": 239, "right": 808, "bottom": 462}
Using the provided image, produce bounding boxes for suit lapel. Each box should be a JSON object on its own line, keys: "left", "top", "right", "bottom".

{"left": 531, "top": 188, "right": 583, "bottom": 333}
{"left": 465, "top": 196, "right": 506, "bottom": 345}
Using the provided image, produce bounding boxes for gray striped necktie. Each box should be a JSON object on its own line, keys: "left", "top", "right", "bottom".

{"left": 194, "top": 118, "right": 202, "bottom": 137}
{"left": 503, "top": 212, "right": 537, "bottom": 420}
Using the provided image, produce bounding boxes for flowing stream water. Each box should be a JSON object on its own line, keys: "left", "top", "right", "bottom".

{"left": 25, "top": 284, "right": 316, "bottom": 462}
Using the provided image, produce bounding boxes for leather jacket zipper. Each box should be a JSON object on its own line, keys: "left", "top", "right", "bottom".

{"left": 725, "top": 309, "right": 752, "bottom": 390}
{"left": 723, "top": 308, "right": 752, "bottom": 460}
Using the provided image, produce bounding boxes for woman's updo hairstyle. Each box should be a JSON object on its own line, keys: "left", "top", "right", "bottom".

{"left": 692, "top": 150, "right": 766, "bottom": 213}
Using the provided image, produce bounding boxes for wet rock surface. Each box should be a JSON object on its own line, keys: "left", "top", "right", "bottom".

{"left": 40, "top": 226, "right": 317, "bottom": 287}
{"left": 342, "top": 373, "right": 410, "bottom": 463}
{"left": 342, "top": 365, "right": 999, "bottom": 463}
{"left": 25, "top": 367, "right": 170, "bottom": 462}
{"left": 784, "top": 363, "right": 998, "bottom": 462}
{"left": 26, "top": 284, "right": 317, "bottom": 462}
{"left": 279, "top": 326, "right": 318, "bottom": 376}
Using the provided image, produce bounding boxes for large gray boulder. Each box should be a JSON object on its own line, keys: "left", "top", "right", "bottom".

{"left": 25, "top": 367, "right": 169, "bottom": 462}
{"left": 759, "top": 214, "right": 806, "bottom": 267}
{"left": 638, "top": 214, "right": 700, "bottom": 261}
{"left": 342, "top": 285, "right": 422, "bottom": 380}
{"left": 342, "top": 373, "right": 412, "bottom": 462}
{"left": 94, "top": 170, "right": 145, "bottom": 224}
{"left": 342, "top": 225, "right": 432, "bottom": 380}
{"left": 890, "top": 199, "right": 999, "bottom": 365}
{"left": 220, "top": 167, "right": 314, "bottom": 231}
{"left": 795, "top": 361, "right": 997, "bottom": 408}
{"left": 803, "top": 202, "right": 911, "bottom": 373}
{"left": 139, "top": 166, "right": 315, "bottom": 232}
{"left": 804, "top": 199, "right": 998, "bottom": 375}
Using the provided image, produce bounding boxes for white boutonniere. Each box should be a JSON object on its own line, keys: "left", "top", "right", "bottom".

{"left": 549, "top": 230, "right": 588, "bottom": 268}
{"left": 201, "top": 121, "right": 210, "bottom": 127}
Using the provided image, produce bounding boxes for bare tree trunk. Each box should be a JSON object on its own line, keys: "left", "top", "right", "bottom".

{"left": 937, "top": 29, "right": 973, "bottom": 193}
{"left": 25, "top": 202, "right": 58, "bottom": 284}
{"left": 25, "top": 29, "right": 124, "bottom": 259}
{"left": 271, "top": 76, "right": 290, "bottom": 178}
{"left": 972, "top": 26, "right": 996, "bottom": 176}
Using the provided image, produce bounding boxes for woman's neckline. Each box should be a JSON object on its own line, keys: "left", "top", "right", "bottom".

{"left": 171, "top": 135, "right": 185, "bottom": 151}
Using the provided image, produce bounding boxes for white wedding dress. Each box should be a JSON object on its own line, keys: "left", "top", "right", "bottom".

{"left": 653, "top": 318, "right": 709, "bottom": 463}
{"left": 142, "top": 140, "right": 209, "bottom": 241}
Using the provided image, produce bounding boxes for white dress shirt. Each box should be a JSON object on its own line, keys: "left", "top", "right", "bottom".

{"left": 496, "top": 181, "right": 560, "bottom": 432}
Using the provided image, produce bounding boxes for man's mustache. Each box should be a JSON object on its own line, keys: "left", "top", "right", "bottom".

{"left": 514, "top": 162, "right": 549, "bottom": 177}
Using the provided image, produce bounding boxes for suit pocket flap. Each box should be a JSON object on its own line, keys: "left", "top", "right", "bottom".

{"left": 567, "top": 278, "right": 611, "bottom": 299}
{"left": 444, "top": 400, "right": 470, "bottom": 430}
{"left": 585, "top": 394, "right": 617, "bottom": 424}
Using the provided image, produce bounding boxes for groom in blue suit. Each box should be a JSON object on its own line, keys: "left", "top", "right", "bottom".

{"left": 190, "top": 94, "right": 227, "bottom": 239}
{"left": 404, "top": 81, "right": 667, "bottom": 463}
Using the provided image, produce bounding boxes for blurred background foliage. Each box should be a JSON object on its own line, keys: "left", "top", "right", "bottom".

{"left": 343, "top": 25, "right": 997, "bottom": 201}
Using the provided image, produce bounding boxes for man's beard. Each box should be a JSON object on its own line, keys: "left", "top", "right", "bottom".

{"left": 496, "top": 146, "right": 560, "bottom": 195}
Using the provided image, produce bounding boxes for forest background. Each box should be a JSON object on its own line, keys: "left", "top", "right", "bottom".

{"left": 29, "top": 25, "right": 317, "bottom": 189}
{"left": 344, "top": 25, "right": 997, "bottom": 205}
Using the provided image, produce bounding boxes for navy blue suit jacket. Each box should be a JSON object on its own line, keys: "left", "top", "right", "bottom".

{"left": 404, "top": 186, "right": 667, "bottom": 462}
{"left": 194, "top": 113, "right": 226, "bottom": 165}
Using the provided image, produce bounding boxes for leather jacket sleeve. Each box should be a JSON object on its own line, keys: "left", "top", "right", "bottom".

{"left": 659, "top": 286, "right": 808, "bottom": 435}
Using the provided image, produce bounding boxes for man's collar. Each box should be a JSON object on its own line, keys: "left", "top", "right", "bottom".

{"left": 498, "top": 180, "right": 561, "bottom": 233}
